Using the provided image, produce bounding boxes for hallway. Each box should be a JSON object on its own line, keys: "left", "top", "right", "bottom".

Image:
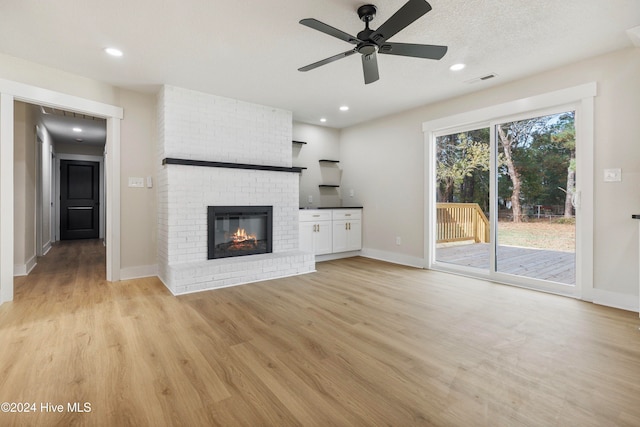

{"left": 15, "top": 240, "right": 106, "bottom": 297}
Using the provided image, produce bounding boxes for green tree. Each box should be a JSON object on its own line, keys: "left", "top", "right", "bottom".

{"left": 497, "top": 118, "right": 545, "bottom": 222}
{"left": 551, "top": 113, "right": 576, "bottom": 217}
{"left": 436, "top": 131, "right": 490, "bottom": 203}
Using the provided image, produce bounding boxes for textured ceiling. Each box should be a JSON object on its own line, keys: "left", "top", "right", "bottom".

{"left": 1, "top": 0, "right": 638, "bottom": 131}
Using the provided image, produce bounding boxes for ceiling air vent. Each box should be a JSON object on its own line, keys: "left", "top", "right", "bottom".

{"left": 465, "top": 73, "right": 498, "bottom": 84}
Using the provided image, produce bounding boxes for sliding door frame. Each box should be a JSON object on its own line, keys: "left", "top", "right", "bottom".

{"left": 423, "top": 83, "right": 596, "bottom": 301}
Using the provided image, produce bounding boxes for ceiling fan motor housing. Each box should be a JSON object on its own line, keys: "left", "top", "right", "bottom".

{"left": 357, "top": 43, "right": 377, "bottom": 55}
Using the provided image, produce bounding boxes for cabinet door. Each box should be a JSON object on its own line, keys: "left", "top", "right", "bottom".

{"left": 332, "top": 220, "right": 349, "bottom": 253}
{"left": 347, "top": 220, "right": 362, "bottom": 251}
{"left": 315, "top": 220, "right": 333, "bottom": 255}
{"left": 299, "top": 221, "right": 316, "bottom": 254}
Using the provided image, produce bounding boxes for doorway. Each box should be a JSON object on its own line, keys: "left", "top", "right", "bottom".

{"left": 34, "top": 104, "right": 107, "bottom": 246}
{"left": 424, "top": 84, "right": 595, "bottom": 299}
{"left": 494, "top": 112, "right": 576, "bottom": 285}
{"left": 434, "top": 111, "right": 576, "bottom": 287}
{"left": 0, "top": 80, "right": 123, "bottom": 304}
{"left": 60, "top": 160, "right": 100, "bottom": 240}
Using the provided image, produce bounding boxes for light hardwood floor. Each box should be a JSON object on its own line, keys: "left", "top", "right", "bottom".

{"left": 1, "top": 240, "right": 639, "bottom": 426}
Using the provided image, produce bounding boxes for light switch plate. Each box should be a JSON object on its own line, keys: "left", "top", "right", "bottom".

{"left": 128, "top": 177, "right": 144, "bottom": 188}
{"left": 603, "top": 168, "right": 622, "bottom": 182}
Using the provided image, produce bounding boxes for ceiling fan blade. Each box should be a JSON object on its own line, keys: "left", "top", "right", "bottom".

{"left": 373, "top": 0, "right": 432, "bottom": 43}
{"left": 378, "top": 42, "right": 447, "bottom": 60}
{"left": 299, "top": 18, "right": 360, "bottom": 45}
{"left": 362, "top": 52, "right": 380, "bottom": 84}
{"left": 298, "top": 49, "right": 358, "bottom": 72}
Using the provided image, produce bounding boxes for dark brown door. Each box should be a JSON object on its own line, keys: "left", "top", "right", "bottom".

{"left": 60, "top": 160, "right": 100, "bottom": 240}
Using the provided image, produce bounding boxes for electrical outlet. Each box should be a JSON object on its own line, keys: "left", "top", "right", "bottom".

{"left": 308, "top": 195, "right": 313, "bottom": 204}
{"left": 396, "top": 236, "right": 401, "bottom": 245}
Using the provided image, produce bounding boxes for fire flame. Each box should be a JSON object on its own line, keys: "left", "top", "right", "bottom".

{"left": 231, "top": 228, "right": 257, "bottom": 244}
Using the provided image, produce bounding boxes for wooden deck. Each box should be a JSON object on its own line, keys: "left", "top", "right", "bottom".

{"left": 436, "top": 243, "right": 575, "bottom": 285}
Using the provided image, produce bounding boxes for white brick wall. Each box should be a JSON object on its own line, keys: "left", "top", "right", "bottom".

{"left": 161, "top": 85, "right": 292, "bottom": 167}
{"left": 157, "top": 85, "right": 314, "bottom": 294}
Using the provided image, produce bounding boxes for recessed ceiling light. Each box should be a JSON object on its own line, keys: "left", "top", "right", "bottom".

{"left": 320, "top": 118, "right": 327, "bottom": 123}
{"left": 339, "top": 106, "right": 349, "bottom": 111}
{"left": 72, "top": 127, "right": 82, "bottom": 132}
{"left": 104, "top": 47, "right": 123, "bottom": 57}
{"left": 449, "top": 63, "right": 466, "bottom": 71}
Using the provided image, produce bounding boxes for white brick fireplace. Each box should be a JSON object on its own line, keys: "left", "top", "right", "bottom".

{"left": 157, "top": 85, "right": 314, "bottom": 295}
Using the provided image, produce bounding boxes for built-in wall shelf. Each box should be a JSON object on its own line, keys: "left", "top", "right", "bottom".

{"left": 319, "top": 185, "right": 340, "bottom": 188}
{"left": 319, "top": 159, "right": 339, "bottom": 163}
{"left": 292, "top": 140, "right": 308, "bottom": 145}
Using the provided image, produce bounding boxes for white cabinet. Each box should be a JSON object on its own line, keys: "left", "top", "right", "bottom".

{"left": 332, "top": 209, "right": 362, "bottom": 253}
{"left": 299, "top": 210, "right": 332, "bottom": 255}
{"left": 300, "top": 209, "right": 362, "bottom": 256}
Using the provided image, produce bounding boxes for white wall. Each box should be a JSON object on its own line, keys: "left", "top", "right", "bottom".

{"left": 116, "top": 89, "right": 157, "bottom": 278}
{"left": 55, "top": 142, "right": 104, "bottom": 156}
{"left": 340, "top": 47, "right": 640, "bottom": 304}
{"left": 292, "top": 122, "right": 342, "bottom": 208}
{"left": 13, "top": 101, "right": 37, "bottom": 275}
{"left": 36, "top": 119, "right": 54, "bottom": 255}
{"left": 340, "top": 109, "right": 426, "bottom": 267}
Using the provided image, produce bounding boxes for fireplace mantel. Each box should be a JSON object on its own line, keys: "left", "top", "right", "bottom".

{"left": 162, "top": 158, "right": 303, "bottom": 173}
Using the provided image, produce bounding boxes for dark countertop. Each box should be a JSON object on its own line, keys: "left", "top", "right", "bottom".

{"left": 300, "top": 206, "right": 363, "bottom": 210}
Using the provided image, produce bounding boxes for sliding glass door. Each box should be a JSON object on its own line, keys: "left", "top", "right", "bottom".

{"left": 435, "top": 127, "right": 491, "bottom": 270}
{"left": 432, "top": 108, "right": 578, "bottom": 292}
{"left": 494, "top": 112, "right": 576, "bottom": 285}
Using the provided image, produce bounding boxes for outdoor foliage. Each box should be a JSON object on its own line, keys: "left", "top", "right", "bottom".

{"left": 436, "top": 128, "right": 491, "bottom": 210}
{"left": 436, "top": 111, "right": 576, "bottom": 221}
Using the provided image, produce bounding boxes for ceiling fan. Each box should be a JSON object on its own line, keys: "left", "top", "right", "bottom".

{"left": 298, "top": 0, "right": 447, "bottom": 84}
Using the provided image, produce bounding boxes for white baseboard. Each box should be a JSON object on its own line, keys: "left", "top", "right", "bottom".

{"left": 360, "top": 248, "right": 425, "bottom": 269}
{"left": 42, "top": 241, "right": 52, "bottom": 256}
{"left": 315, "top": 251, "right": 362, "bottom": 262}
{"left": 14, "top": 255, "right": 37, "bottom": 277}
{"left": 13, "top": 264, "right": 26, "bottom": 276}
{"left": 120, "top": 264, "right": 158, "bottom": 281}
{"left": 171, "top": 269, "right": 316, "bottom": 296}
{"left": 592, "top": 289, "right": 639, "bottom": 313}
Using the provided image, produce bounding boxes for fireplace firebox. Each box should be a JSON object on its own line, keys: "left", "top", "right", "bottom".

{"left": 207, "top": 206, "right": 273, "bottom": 259}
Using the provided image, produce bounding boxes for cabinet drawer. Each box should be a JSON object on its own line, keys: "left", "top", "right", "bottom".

{"left": 332, "top": 209, "right": 362, "bottom": 220}
{"left": 299, "top": 210, "right": 332, "bottom": 222}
